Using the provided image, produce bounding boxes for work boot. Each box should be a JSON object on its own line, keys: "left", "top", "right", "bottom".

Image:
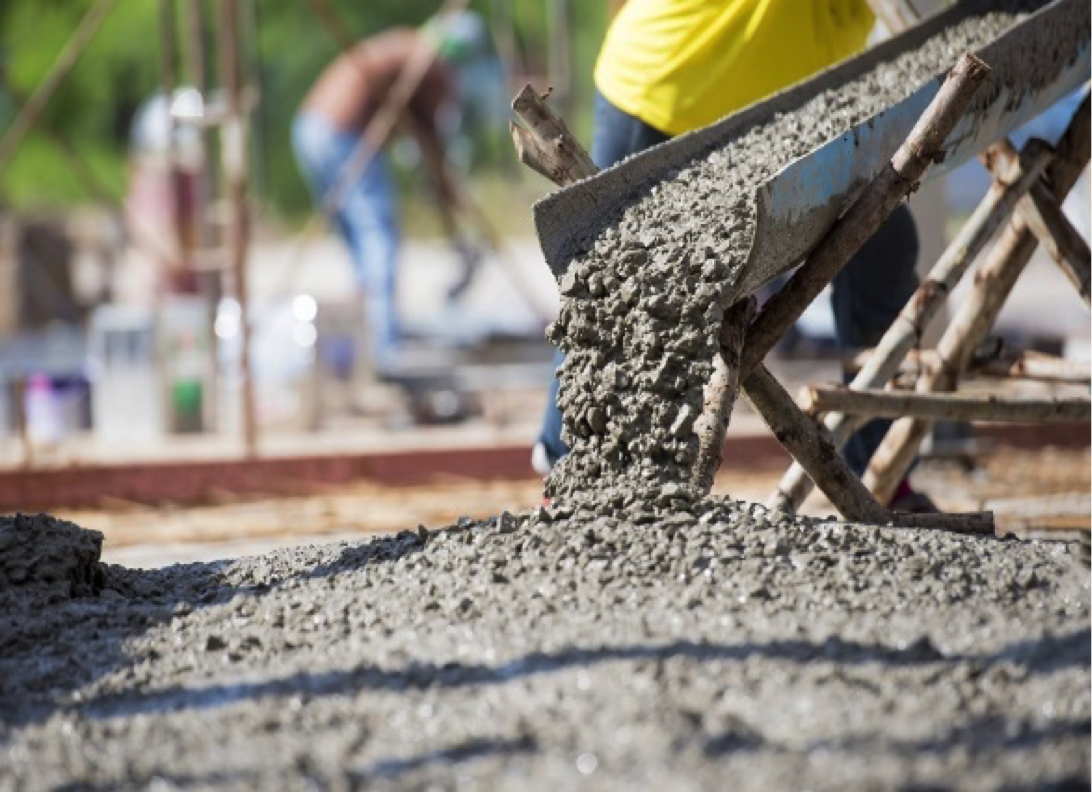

{"left": 888, "top": 478, "right": 939, "bottom": 514}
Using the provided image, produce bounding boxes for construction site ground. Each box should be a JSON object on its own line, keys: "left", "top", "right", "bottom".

{"left": 10, "top": 236, "right": 1090, "bottom": 566}
{"left": 49, "top": 440, "right": 1087, "bottom": 570}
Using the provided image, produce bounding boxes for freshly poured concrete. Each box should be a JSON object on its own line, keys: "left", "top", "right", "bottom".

{"left": 1, "top": 508, "right": 1088, "bottom": 789}
{"left": 2, "top": 2, "right": 1089, "bottom": 789}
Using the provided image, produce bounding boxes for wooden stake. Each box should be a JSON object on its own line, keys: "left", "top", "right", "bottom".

{"left": 744, "top": 364, "right": 891, "bottom": 523}
{"left": 691, "top": 296, "right": 756, "bottom": 494}
{"left": 767, "top": 141, "right": 1052, "bottom": 513}
{"left": 740, "top": 53, "right": 992, "bottom": 377}
{"left": 509, "top": 84, "right": 598, "bottom": 187}
{"left": 218, "top": 0, "right": 258, "bottom": 458}
{"left": 864, "top": 94, "right": 1091, "bottom": 504}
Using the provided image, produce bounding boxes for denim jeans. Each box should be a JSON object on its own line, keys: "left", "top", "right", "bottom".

{"left": 292, "top": 112, "right": 400, "bottom": 369}
{"left": 538, "top": 91, "right": 919, "bottom": 478}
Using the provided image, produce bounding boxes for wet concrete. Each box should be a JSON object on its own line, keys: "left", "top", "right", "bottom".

{"left": 543, "top": 2, "right": 1057, "bottom": 506}
{"left": 0, "top": 513, "right": 104, "bottom": 606}
{"left": 0, "top": 504, "right": 1088, "bottom": 789}
{"left": 2, "top": 2, "right": 1088, "bottom": 788}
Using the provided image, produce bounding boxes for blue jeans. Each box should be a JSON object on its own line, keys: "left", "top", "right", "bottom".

{"left": 538, "top": 92, "right": 919, "bottom": 478}
{"left": 292, "top": 112, "right": 400, "bottom": 369}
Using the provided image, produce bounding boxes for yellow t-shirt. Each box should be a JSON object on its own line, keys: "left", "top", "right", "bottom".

{"left": 595, "top": 0, "right": 875, "bottom": 136}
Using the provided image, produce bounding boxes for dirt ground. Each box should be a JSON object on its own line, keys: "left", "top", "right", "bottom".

{"left": 52, "top": 445, "right": 1090, "bottom": 569}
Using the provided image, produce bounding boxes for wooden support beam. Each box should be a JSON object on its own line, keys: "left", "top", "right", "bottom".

{"left": 846, "top": 348, "right": 1092, "bottom": 384}
{"left": 691, "top": 297, "right": 756, "bottom": 495}
{"left": 509, "top": 84, "right": 597, "bottom": 187}
{"left": 768, "top": 139, "right": 1051, "bottom": 513}
{"left": 888, "top": 510, "right": 995, "bottom": 536}
{"left": 802, "top": 386, "right": 1090, "bottom": 424}
{"left": 740, "top": 53, "right": 991, "bottom": 378}
{"left": 743, "top": 365, "right": 891, "bottom": 523}
{"left": 864, "top": 94, "right": 1092, "bottom": 504}
{"left": 743, "top": 52, "right": 990, "bottom": 516}
{"left": 1025, "top": 183, "right": 1092, "bottom": 305}
{"left": 983, "top": 136, "right": 1091, "bottom": 305}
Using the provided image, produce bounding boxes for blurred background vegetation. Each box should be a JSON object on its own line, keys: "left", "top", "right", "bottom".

{"left": 0, "top": 0, "right": 608, "bottom": 222}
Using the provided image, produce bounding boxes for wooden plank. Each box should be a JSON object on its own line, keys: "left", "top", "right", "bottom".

{"left": 802, "top": 386, "right": 1090, "bottom": 423}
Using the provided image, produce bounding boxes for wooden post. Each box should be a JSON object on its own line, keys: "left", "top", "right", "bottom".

{"left": 691, "top": 296, "right": 755, "bottom": 494}
{"left": 802, "top": 386, "right": 1090, "bottom": 424}
{"left": 767, "top": 138, "right": 1051, "bottom": 513}
{"left": 218, "top": 0, "right": 258, "bottom": 458}
{"left": 863, "top": 95, "right": 1091, "bottom": 504}
{"left": 739, "top": 53, "right": 992, "bottom": 378}
{"left": 744, "top": 364, "right": 891, "bottom": 523}
{"left": 509, "top": 84, "right": 598, "bottom": 187}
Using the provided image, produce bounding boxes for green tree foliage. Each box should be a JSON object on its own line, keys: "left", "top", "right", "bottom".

{"left": 0, "top": 0, "right": 607, "bottom": 215}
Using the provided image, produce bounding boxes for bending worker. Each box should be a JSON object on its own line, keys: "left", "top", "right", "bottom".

{"left": 534, "top": 0, "right": 935, "bottom": 512}
{"left": 292, "top": 13, "right": 491, "bottom": 374}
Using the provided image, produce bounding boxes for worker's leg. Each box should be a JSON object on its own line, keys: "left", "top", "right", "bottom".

{"left": 291, "top": 112, "right": 401, "bottom": 371}
{"left": 535, "top": 93, "right": 670, "bottom": 470}
{"left": 831, "top": 203, "right": 920, "bottom": 476}
{"left": 337, "top": 152, "right": 400, "bottom": 371}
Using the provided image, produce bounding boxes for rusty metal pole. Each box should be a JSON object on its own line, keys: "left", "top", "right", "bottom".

{"left": 217, "top": 0, "right": 258, "bottom": 457}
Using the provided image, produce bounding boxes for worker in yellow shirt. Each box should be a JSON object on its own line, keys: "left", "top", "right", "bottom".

{"left": 534, "top": 0, "right": 935, "bottom": 512}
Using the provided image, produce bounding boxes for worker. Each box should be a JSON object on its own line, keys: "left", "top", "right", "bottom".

{"left": 291, "top": 12, "right": 494, "bottom": 374}
{"left": 533, "top": 0, "right": 935, "bottom": 512}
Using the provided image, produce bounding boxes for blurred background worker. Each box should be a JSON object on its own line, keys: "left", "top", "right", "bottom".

{"left": 291, "top": 11, "right": 493, "bottom": 375}
{"left": 535, "top": 0, "right": 934, "bottom": 511}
